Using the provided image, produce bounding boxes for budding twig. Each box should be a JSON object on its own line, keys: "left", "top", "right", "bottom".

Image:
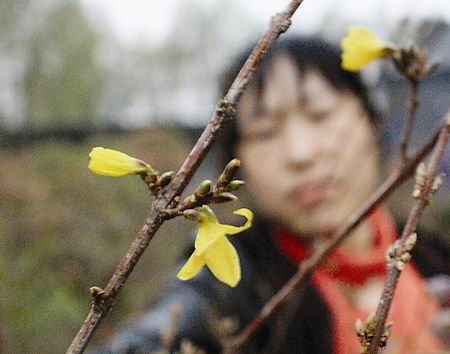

{"left": 368, "top": 114, "right": 450, "bottom": 354}
{"left": 394, "top": 45, "right": 436, "bottom": 166}
{"left": 66, "top": 1, "right": 306, "bottom": 353}
{"left": 161, "top": 159, "right": 245, "bottom": 219}
{"left": 398, "top": 78, "right": 419, "bottom": 165}
{"left": 392, "top": 43, "right": 439, "bottom": 168}
{"left": 356, "top": 314, "right": 392, "bottom": 354}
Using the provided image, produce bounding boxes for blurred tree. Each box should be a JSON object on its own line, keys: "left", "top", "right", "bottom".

{"left": 96, "top": 0, "right": 260, "bottom": 127}
{"left": 22, "top": 0, "right": 103, "bottom": 129}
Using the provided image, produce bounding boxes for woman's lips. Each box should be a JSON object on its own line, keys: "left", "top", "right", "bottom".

{"left": 291, "top": 180, "right": 336, "bottom": 207}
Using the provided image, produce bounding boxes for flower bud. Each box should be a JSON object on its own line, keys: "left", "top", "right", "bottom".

{"left": 158, "top": 171, "right": 175, "bottom": 187}
{"left": 218, "top": 159, "right": 241, "bottom": 187}
{"left": 183, "top": 209, "right": 202, "bottom": 221}
{"left": 227, "top": 180, "right": 245, "bottom": 191}
{"left": 195, "top": 180, "right": 212, "bottom": 198}
{"left": 88, "top": 147, "right": 154, "bottom": 177}
{"left": 213, "top": 192, "right": 238, "bottom": 203}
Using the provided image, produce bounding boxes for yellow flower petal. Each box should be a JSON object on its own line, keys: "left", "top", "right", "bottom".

{"left": 194, "top": 222, "right": 222, "bottom": 256}
{"left": 341, "top": 26, "right": 390, "bottom": 72}
{"left": 195, "top": 208, "right": 253, "bottom": 256}
{"left": 88, "top": 147, "right": 152, "bottom": 177}
{"left": 178, "top": 205, "right": 253, "bottom": 287}
{"left": 203, "top": 237, "right": 241, "bottom": 287}
{"left": 220, "top": 208, "right": 253, "bottom": 235}
{"left": 177, "top": 253, "right": 205, "bottom": 281}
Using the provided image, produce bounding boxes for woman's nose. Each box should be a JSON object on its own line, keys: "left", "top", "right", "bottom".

{"left": 280, "top": 114, "right": 318, "bottom": 169}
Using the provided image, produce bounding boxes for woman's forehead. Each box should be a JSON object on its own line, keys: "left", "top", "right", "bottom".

{"left": 262, "top": 56, "right": 340, "bottom": 111}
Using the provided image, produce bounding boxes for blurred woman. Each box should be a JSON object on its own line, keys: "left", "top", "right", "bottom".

{"left": 91, "top": 36, "right": 449, "bottom": 354}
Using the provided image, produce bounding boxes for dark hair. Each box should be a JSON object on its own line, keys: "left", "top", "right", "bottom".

{"left": 218, "top": 36, "right": 378, "bottom": 163}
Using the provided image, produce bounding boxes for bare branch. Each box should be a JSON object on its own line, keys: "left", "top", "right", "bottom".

{"left": 225, "top": 119, "right": 448, "bottom": 353}
{"left": 399, "top": 78, "right": 419, "bottom": 165}
{"left": 66, "top": 1, "right": 306, "bottom": 353}
{"left": 394, "top": 45, "right": 437, "bottom": 166}
{"left": 368, "top": 114, "right": 450, "bottom": 354}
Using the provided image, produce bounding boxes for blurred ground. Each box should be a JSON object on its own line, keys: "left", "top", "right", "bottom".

{"left": 0, "top": 127, "right": 195, "bottom": 353}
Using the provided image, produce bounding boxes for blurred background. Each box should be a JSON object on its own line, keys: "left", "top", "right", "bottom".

{"left": 1, "top": 0, "right": 450, "bottom": 352}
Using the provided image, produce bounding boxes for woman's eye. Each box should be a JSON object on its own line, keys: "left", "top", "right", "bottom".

{"left": 311, "top": 110, "right": 332, "bottom": 122}
{"left": 239, "top": 113, "right": 279, "bottom": 140}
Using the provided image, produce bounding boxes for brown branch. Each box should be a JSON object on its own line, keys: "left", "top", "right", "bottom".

{"left": 399, "top": 78, "right": 419, "bottom": 165}
{"left": 368, "top": 114, "right": 450, "bottom": 354}
{"left": 66, "top": 1, "right": 306, "bottom": 353}
{"left": 225, "top": 120, "right": 447, "bottom": 353}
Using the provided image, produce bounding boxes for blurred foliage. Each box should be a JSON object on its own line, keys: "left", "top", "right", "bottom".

{"left": 0, "top": 0, "right": 104, "bottom": 130}
{"left": 0, "top": 0, "right": 262, "bottom": 130}
{"left": 0, "top": 127, "right": 193, "bottom": 353}
{"left": 23, "top": 1, "right": 103, "bottom": 128}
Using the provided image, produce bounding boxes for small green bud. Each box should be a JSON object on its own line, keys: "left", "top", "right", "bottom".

{"left": 195, "top": 180, "right": 212, "bottom": 198}
{"left": 213, "top": 192, "right": 238, "bottom": 203}
{"left": 218, "top": 159, "right": 241, "bottom": 187}
{"left": 183, "top": 209, "right": 202, "bottom": 221}
{"left": 227, "top": 180, "right": 245, "bottom": 191}
{"left": 144, "top": 172, "right": 158, "bottom": 184}
{"left": 157, "top": 171, "right": 175, "bottom": 187}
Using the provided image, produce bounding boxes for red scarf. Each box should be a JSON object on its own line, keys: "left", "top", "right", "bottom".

{"left": 275, "top": 207, "right": 443, "bottom": 354}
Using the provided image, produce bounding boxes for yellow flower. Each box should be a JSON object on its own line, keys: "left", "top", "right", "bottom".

{"left": 177, "top": 205, "right": 253, "bottom": 287}
{"left": 88, "top": 147, "right": 153, "bottom": 177}
{"left": 341, "top": 26, "right": 391, "bottom": 72}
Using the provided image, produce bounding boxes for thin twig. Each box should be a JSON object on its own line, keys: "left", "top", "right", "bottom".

{"left": 368, "top": 114, "right": 450, "bottom": 354}
{"left": 399, "top": 78, "right": 419, "bottom": 165}
{"left": 225, "top": 120, "right": 448, "bottom": 353}
{"left": 66, "top": 1, "right": 306, "bottom": 353}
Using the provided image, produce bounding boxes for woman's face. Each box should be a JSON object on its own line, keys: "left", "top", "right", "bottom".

{"left": 236, "top": 56, "right": 380, "bottom": 237}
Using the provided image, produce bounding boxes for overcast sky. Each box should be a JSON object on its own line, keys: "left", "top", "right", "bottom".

{"left": 80, "top": 0, "right": 450, "bottom": 46}
{"left": 73, "top": 0, "right": 450, "bottom": 127}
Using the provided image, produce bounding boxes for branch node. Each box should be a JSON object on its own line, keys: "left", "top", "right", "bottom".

{"left": 356, "top": 314, "right": 392, "bottom": 353}
{"left": 412, "top": 162, "right": 427, "bottom": 196}
{"left": 182, "top": 194, "right": 197, "bottom": 207}
{"left": 385, "top": 232, "right": 416, "bottom": 271}
{"left": 271, "top": 12, "right": 292, "bottom": 34}
{"left": 160, "top": 208, "right": 182, "bottom": 219}
{"left": 89, "top": 286, "right": 105, "bottom": 303}
{"left": 217, "top": 99, "right": 236, "bottom": 121}
{"left": 168, "top": 196, "right": 180, "bottom": 209}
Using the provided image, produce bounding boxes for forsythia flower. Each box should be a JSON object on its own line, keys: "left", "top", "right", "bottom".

{"left": 88, "top": 147, "right": 153, "bottom": 177}
{"left": 341, "top": 26, "right": 392, "bottom": 72}
{"left": 177, "top": 205, "right": 253, "bottom": 287}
